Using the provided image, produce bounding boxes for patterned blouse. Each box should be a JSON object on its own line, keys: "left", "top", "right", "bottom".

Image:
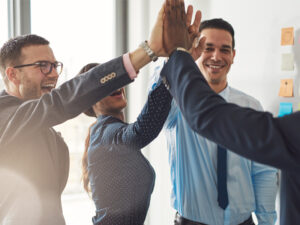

{"left": 88, "top": 81, "right": 172, "bottom": 225}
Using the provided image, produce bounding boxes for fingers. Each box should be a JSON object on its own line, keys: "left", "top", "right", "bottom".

{"left": 166, "top": 0, "right": 171, "bottom": 7}
{"left": 186, "top": 5, "right": 193, "bottom": 27}
{"left": 156, "top": 2, "right": 165, "bottom": 23}
{"left": 180, "top": 0, "right": 186, "bottom": 22}
{"left": 163, "top": 0, "right": 171, "bottom": 54}
{"left": 148, "top": 2, "right": 166, "bottom": 57}
{"left": 171, "top": 0, "right": 177, "bottom": 20}
{"left": 188, "top": 25, "right": 195, "bottom": 34}
{"left": 163, "top": 0, "right": 197, "bottom": 54}
{"left": 192, "top": 10, "right": 202, "bottom": 32}
{"left": 165, "top": 0, "right": 172, "bottom": 19}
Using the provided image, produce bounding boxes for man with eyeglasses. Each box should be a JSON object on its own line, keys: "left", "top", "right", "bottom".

{"left": 0, "top": 35, "right": 145, "bottom": 224}
{"left": 0, "top": 4, "right": 177, "bottom": 223}
{"left": 11, "top": 60, "right": 63, "bottom": 99}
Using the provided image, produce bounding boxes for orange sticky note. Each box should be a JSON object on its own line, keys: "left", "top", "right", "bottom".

{"left": 281, "top": 27, "right": 294, "bottom": 45}
{"left": 279, "top": 79, "right": 293, "bottom": 97}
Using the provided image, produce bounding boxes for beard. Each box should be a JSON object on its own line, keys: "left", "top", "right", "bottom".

{"left": 20, "top": 76, "right": 41, "bottom": 100}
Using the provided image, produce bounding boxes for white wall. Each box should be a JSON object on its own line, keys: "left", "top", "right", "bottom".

{"left": 207, "top": 0, "right": 300, "bottom": 114}
{"left": 127, "top": 1, "right": 172, "bottom": 224}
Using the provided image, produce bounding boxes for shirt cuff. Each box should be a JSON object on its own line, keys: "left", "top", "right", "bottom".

{"left": 123, "top": 53, "right": 138, "bottom": 80}
{"left": 176, "top": 47, "right": 189, "bottom": 53}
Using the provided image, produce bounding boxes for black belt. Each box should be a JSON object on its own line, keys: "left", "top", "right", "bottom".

{"left": 174, "top": 213, "right": 254, "bottom": 225}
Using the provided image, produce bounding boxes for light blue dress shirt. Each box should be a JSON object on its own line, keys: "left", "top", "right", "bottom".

{"left": 151, "top": 68, "right": 278, "bottom": 225}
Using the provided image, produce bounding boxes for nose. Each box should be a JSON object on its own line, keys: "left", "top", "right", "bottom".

{"left": 47, "top": 68, "right": 59, "bottom": 79}
{"left": 211, "top": 50, "right": 221, "bottom": 61}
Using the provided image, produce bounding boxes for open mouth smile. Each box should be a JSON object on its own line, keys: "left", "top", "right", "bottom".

{"left": 41, "top": 83, "right": 56, "bottom": 92}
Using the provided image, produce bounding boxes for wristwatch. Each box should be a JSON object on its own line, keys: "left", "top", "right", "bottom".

{"left": 139, "top": 41, "right": 158, "bottom": 62}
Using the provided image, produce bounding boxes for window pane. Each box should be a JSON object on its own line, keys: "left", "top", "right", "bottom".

{"left": 0, "top": 0, "right": 8, "bottom": 89}
{"left": 31, "top": 1, "right": 115, "bottom": 224}
{"left": 31, "top": 0, "right": 115, "bottom": 84}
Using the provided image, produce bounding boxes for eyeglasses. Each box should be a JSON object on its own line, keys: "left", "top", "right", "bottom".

{"left": 13, "top": 61, "right": 63, "bottom": 76}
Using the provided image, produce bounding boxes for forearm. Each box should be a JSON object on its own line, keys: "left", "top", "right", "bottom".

{"left": 252, "top": 163, "right": 278, "bottom": 224}
{"left": 134, "top": 81, "right": 172, "bottom": 148}
{"left": 0, "top": 56, "right": 131, "bottom": 147}
{"left": 107, "top": 82, "right": 172, "bottom": 149}
{"left": 256, "top": 211, "right": 277, "bottom": 225}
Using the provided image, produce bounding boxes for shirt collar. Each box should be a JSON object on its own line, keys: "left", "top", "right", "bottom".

{"left": 218, "top": 84, "right": 230, "bottom": 101}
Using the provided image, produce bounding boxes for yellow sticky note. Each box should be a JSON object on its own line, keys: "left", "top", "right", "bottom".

{"left": 281, "top": 53, "right": 294, "bottom": 71}
{"left": 279, "top": 79, "right": 293, "bottom": 97}
{"left": 281, "top": 27, "right": 294, "bottom": 45}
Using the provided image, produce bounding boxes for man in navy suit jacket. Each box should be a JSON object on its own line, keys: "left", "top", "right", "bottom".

{"left": 160, "top": 0, "right": 300, "bottom": 224}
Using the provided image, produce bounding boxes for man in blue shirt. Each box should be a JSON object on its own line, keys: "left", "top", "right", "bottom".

{"left": 153, "top": 18, "right": 277, "bottom": 225}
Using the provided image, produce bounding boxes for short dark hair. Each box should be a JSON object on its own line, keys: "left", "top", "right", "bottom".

{"left": 0, "top": 34, "right": 49, "bottom": 84}
{"left": 77, "top": 63, "right": 100, "bottom": 118}
{"left": 199, "top": 18, "right": 235, "bottom": 49}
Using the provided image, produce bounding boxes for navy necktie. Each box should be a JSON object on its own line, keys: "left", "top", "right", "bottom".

{"left": 217, "top": 145, "right": 228, "bottom": 209}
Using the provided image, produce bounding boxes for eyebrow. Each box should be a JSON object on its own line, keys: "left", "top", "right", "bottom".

{"left": 221, "top": 45, "right": 232, "bottom": 49}
{"left": 205, "top": 43, "right": 232, "bottom": 49}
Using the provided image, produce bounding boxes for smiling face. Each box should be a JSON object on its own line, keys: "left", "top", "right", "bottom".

{"left": 93, "top": 88, "right": 127, "bottom": 117}
{"left": 196, "top": 28, "right": 235, "bottom": 92}
{"left": 14, "top": 45, "right": 58, "bottom": 99}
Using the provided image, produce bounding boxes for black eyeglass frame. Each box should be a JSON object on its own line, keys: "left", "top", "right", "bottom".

{"left": 13, "top": 61, "right": 63, "bottom": 75}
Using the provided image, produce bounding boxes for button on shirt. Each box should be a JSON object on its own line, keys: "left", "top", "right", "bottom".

{"left": 164, "top": 85, "right": 278, "bottom": 225}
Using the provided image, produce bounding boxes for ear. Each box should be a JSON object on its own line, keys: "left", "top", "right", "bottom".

{"left": 92, "top": 104, "right": 100, "bottom": 117}
{"left": 5, "top": 67, "right": 20, "bottom": 85}
{"left": 232, "top": 49, "right": 236, "bottom": 64}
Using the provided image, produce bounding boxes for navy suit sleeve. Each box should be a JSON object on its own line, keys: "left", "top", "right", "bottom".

{"left": 100, "top": 82, "right": 172, "bottom": 150}
{"left": 0, "top": 56, "right": 132, "bottom": 147}
{"left": 161, "top": 50, "right": 300, "bottom": 171}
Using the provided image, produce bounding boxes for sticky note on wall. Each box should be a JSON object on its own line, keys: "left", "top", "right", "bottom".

{"left": 278, "top": 102, "right": 293, "bottom": 117}
{"left": 281, "top": 27, "right": 294, "bottom": 45}
{"left": 279, "top": 79, "right": 293, "bottom": 97}
{"left": 281, "top": 53, "right": 294, "bottom": 71}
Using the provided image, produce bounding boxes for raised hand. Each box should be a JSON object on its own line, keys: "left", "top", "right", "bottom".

{"left": 163, "top": 0, "right": 191, "bottom": 55}
{"left": 191, "top": 36, "right": 206, "bottom": 60}
{"left": 148, "top": 3, "right": 168, "bottom": 57}
{"left": 186, "top": 5, "right": 201, "bottom": 44}
{"left": 185, "top": 5, "right": 203, "bottom": 60}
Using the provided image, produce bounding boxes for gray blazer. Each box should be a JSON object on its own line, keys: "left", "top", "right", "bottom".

{"left": 0, "top": 56, "right": 132, "bottom": 225}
